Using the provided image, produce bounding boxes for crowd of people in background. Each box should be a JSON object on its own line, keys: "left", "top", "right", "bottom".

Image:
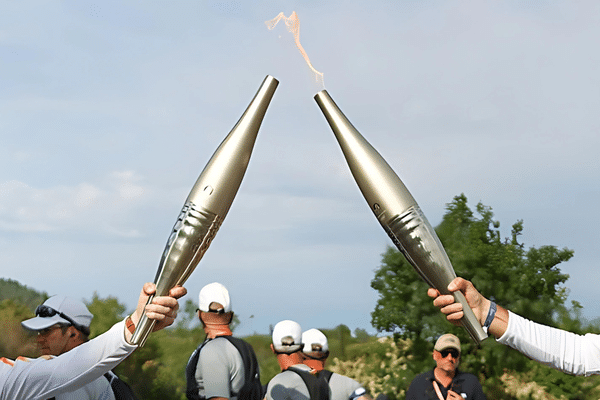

{"left": 4, "top": 277, "right": 600, "bottom": 400}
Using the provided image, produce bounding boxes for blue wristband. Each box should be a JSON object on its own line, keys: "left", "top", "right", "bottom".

{"left": 482, "top": 301, "right": 496, "bottom": 334}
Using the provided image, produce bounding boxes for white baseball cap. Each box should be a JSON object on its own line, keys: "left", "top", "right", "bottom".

{"left": 302, "top": 329, "right": 329, "bottom": 353}
{"left": 198, "top": 282, "right": 232, "bottom": 313}
{"left": 21, "top": 295, "right": 92, "bottom": 334}
{"left": 272, "top": 320, "right": 302, "bottom": 353}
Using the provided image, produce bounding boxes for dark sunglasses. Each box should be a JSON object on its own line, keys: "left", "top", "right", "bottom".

{"left": 440, "top": 349, "right": 460, "bottom": 359}
{"left": 196, "top": 308, "right": 225, "bottom": 314}
{"left": 35, "top": 305, "right": 90, "bottom": 336}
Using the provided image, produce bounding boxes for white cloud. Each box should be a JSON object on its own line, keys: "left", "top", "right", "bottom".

{"left": 1, "top": 0, "right": 600, "bottom": 333}
{"left": 0, "top": 171, "right": 155, "bottom": 236}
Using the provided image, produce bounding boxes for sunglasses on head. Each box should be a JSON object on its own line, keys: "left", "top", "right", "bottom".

{"left": 440, "top": 349, "right": 460, "bottom": 359}
{"left": 35, "top": 305, "right": 90, "bottom": 336}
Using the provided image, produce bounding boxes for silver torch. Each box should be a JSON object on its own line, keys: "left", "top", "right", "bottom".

{"left": 131, "top": 75, "right": 279, "bottom": 346}
{"left": 314, "top": 90, "right": 487, "bottom": 343}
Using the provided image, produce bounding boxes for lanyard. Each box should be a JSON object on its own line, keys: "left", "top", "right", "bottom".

{"left": 432, "top": 381, "right": 446, "bottom": 400}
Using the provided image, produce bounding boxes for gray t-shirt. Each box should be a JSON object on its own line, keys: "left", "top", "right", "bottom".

{"left": 195, "top": 337, "right": 245, "bottom": 400}
{"left": 328, "top": 373, "right": 365, "bottom": 400}
{"left": 266, "top": 366, "right": 365, "bottom": 400}
{"left": 266, "top": 364, "right": 312, "bottom": 400}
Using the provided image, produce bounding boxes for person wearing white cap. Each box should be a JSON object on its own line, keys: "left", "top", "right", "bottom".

{"left": 301, "top": 329, "right": 371, "bottom": 400}
{"left": 0, "top": 282, "right": 186, "bottom": 400}
{"left": 19, "top": 295, "right": 117, "bottom": 400}
{"left": 185, "top": 282, "right": 261, "bottom": 400}
{"left": 266, "top": 320, "right": 330, "bottom": 400}
{"left": 405, "top": 333, "right": 486, "bottom": 400}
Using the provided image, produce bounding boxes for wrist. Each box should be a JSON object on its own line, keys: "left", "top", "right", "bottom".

{"left": 125, "top": 315, "right": 136, "bottom": 334}
{"left": 124, "top": 314, "right": 137, "bottom": 345}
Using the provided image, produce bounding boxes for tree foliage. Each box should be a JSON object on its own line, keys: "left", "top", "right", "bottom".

{"left": 3, "top": 194, "right": 600, "bottom": 400}
{"left": 0, "top": 299, "right": 38, "bottom": 359}
{"left": 370, "top": 194, "right": 600, "bottom": 399}
{"left": 0, "top": 278, "right": 48, "bottom": 312}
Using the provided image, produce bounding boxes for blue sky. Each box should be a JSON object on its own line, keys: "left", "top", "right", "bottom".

{"left": 1, "top": 1, "right": 599, "bottom": 337}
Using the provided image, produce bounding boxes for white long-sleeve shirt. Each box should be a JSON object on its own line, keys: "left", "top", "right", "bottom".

{"left": 54, "top": 374, "right": 115, "bottom": 400}
{"left": 0, "top": 319, "right": 136, "bottom": 400}
{"left": 497, "top": 311, "right": 600, "bottom": 376}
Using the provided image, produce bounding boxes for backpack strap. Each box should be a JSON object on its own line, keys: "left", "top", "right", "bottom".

{"left": 186, "top": 336, "right": 262, "bottom": 400}
{"left": 104, "top": 371, "right": 139, "bottom": 400}
{"left": 220, "top": 336, "right": 261, "bottom": 395}
{"left": 185, "top": 339, "right": 211, "bottom": 400}
{"left": 318, "top": 369, "right": 334, "bottom": 383}
{"left": 287, "top": 367, "right": 330, "bottom": 400}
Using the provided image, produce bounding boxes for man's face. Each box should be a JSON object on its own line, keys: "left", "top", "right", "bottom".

{"left": 36, "top": 324, "right": 71, "bottom": 356}
{"left": 433, "top": 348, "right": 460, "bottom": 373}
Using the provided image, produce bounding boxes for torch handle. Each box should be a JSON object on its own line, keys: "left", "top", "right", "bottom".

{"left": 452, "top": 290, "right": 488, "bottom": 343}
{"left": 129, "top": 294, "right": 157, "bottom": 346}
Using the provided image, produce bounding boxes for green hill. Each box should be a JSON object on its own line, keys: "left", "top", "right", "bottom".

{"left": 0, "top": 278, "right": 48, "bottom": 312}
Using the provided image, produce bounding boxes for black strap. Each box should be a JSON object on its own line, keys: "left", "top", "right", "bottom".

{"left": 318, "top": 369, "right": 333, "bottom": 383}
{"left": 104, "top": 370, "right": 139, "bottom": 400}
{"left": 219, "top": 336, "right": 261, "bottom": 396}
{"left": 287, "top": 367, "right": 330, "bottom": 400}
{"left": 186, "top": 338, "right": 210, "bottom": 400}
{"left": 186, "top": 336, "right": 261, "bottom": 400}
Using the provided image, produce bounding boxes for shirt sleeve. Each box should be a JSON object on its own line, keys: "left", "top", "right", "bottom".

{"left": 497, "top": 311, "right": 600, "bottom": 376}
{"left": 330, "top": 374, "right": 364, "bottom": 400}
{"left": 1, "top": 319, "right": 136, "bottom": 400}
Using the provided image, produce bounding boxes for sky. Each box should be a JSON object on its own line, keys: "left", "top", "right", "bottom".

{"left": 1, "top": 1, "right": 599, "bottom": 338}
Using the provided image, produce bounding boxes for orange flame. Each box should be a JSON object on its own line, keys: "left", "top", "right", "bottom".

{"left": 265, "top": 11, "right": 324, "bottom": 87}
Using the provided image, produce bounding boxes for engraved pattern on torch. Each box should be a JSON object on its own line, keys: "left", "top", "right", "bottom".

{"left": 314, "top": 89, "right": 487, "bottom": 343}
{"left": 380, "top": 206, "right": 456, "bottom": 290}
{"left": 154, "top": 202, "right": 224, "bottom": 294}
{"left": 132, "top": 202, "right": 223, "bottom": 345}
{"left": 131, "top": 75, "right": 279, "bottom": 346}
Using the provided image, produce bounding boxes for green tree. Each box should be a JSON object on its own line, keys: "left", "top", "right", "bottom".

{"left": 370, "top": 194, "right": 590, "bottom": 399}
{"left": 0, "top": 278, "right": 48, "bottom": 312}
{"left": 86, "top": 293, "right": 127, "bottom": 338}
{"left": 0, "top": 299, "right": 38, "bottom": 359}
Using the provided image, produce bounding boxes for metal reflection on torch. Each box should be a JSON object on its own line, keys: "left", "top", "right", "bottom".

{"left": 131, "top": 75, "right": 279, "bottom": 346}
{"left": 314, "top": 90, "right": 487, "bottom": 343}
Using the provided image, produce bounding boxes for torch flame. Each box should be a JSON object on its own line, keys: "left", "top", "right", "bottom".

{"left": 265, "top": 11, "right": 324, "bottom": 87}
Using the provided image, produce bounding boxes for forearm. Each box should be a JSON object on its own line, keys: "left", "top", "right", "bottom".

{"left": 498, "top": 311, "right": 600, "bottom": 376}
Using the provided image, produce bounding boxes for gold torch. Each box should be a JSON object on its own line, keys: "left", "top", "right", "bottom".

{"left": 314, "top": 90, "right": 487, "bottom": 343}
{"left": 131, "top": 75, "right": 279, "bottom": 345}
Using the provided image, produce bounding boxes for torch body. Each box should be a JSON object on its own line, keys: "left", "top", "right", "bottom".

{"left": 314, "top": 90, "right": 487, "bottom": 343}
{"left": 131, "top": 75, "right": 279, "bottom": 345}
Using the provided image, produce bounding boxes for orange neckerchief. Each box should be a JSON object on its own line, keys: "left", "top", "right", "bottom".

{"left": 303, "top": 358, "right": 325, "bottom": 372}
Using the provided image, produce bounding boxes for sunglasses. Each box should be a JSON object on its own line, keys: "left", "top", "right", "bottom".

{"left": 196, "top": 308, "right": 225, "bottom": 314}
{"left": 35, "top": 305, "right": 90, "bottom": 336}
{"left": 440, "top": 349, "right": 460, "bottom": 359}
